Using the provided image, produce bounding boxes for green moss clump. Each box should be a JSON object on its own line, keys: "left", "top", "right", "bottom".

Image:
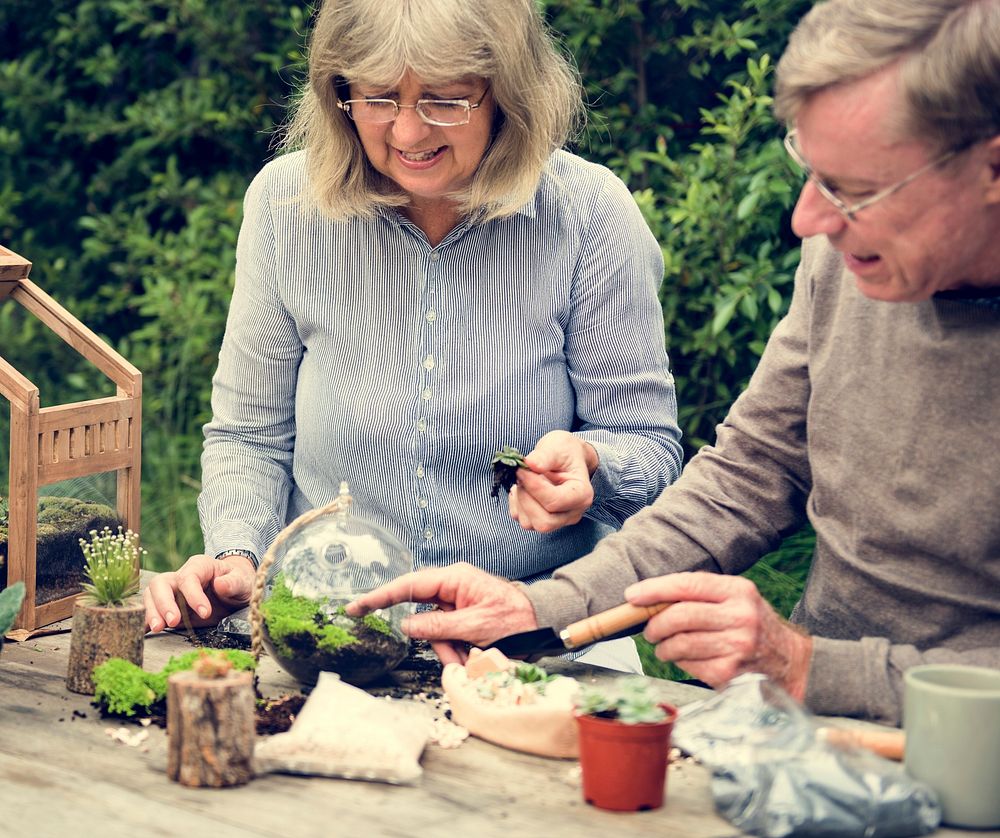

{"left": 316, "top": 624, "right": 358, "bottom": 652}
{"left": 146, "top": 649, "right": 256, "bottom": 697}
{"left": 92, "top": 658, "right": 159, "bottom": 716}
{"left": 92, "top": 649, "right": 256, "bottom": 717}
{"left": 261, "top": 575, "right": 359, "bottom": 659}
{"left": 362, "top": 612, "right": 394, "bottom": 636}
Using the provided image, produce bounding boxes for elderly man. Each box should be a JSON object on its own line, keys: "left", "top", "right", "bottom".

{"left": 349, "top": 0, "right": 1000, "bottom": 725}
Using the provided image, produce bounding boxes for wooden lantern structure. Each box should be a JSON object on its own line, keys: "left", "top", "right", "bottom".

{"left": 1, "top": 244, "right": 141, "bottom": 630}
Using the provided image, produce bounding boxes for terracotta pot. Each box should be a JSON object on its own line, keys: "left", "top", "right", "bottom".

{"left": 575, "top": 703, "right": 678, "bottom": 812}
{"left": 66, "top": 597, "right": 145, "bottom": 694}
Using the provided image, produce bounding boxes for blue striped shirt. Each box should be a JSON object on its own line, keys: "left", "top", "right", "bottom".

{"left": 198, "top": 148, "right": 683, "bottom": 582}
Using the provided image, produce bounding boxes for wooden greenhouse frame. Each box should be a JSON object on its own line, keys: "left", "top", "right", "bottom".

{"left": 1, "top": 244, "right": 141, "bottom": 630}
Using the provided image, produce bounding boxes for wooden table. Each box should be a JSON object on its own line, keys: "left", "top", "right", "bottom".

{"left": 0, "top": 620, "right": 991, "bottom": 838}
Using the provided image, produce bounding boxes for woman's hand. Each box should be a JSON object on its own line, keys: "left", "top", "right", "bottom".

{"left": 143, "top": 553, "right": 256, "bottom": 632}
{"left": 345, "top": 562, "right": 538, "bottom": 665}
{"left": 627, "top": 571, "right": 814, "bottom": 701}
{"left": 509, "top": 430, "right": 598, "bottom": 533}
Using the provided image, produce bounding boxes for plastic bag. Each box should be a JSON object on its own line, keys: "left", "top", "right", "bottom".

{"left": 255, "top": 672, "right": 431, "bottom": 784}
{"left": 672, "top": 674, "right": 940, "bottom": 838}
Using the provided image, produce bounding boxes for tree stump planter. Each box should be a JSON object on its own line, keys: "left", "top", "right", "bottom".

{"left": 167, "top": 669, "right": 255, "bottom": 787}
{"left": 65, "top": 597, "right": 144, "bottom": 694}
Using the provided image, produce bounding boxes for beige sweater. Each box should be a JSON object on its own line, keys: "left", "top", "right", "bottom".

{"left": 527, "top": 236, "right": 1000, "bottom": 724}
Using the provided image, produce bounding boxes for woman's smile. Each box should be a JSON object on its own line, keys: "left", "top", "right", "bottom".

{"left": 395, "top": 146, "right": 447, "bottom": 167}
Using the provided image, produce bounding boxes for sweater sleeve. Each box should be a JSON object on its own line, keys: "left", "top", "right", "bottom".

{"left": 524, "top": 238, "right": 823, "bottom": 629}
{"left": 807, "top": 637, "right": 1000, "bottom": 726}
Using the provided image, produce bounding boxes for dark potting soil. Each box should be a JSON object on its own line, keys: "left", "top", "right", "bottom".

{"left": 97, "top": 626, "right": 445, "bottom": 734}
{"left": 255, "top": 692, "right": 308, "bottom": 735}
{"left": 262, "top": 614, "right": 409, "bottom": 688}
{"left": 183, "top": 625, "right": 252, "bottom": 652}
{"left": 95, "top": 689, "right": 308, "bottom": 735}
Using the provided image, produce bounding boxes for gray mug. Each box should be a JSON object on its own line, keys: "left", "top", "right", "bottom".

{"left": 903, "top": 664, "right": 1000, "bottom": 828}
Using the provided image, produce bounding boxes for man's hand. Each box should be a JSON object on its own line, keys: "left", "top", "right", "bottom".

{"left": 143, "top": 553, "right": 255, "bottom": 632}
{"left": 345, "top": 562, "right": 539, "bottom": 665}
{"left": 510, "top": 430, "right": 598, "bottom": 533}
{"left": 626, "top": 572, "right": 814, "bottom": 701}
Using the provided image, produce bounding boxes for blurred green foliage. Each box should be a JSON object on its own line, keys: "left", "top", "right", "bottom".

{"left": 0, "top": 0, "right": 815, "bottom": 619}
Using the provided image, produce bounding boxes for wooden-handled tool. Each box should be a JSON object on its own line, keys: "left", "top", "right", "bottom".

{"left": 488, "top": 601, "right": 670, "bottom": 661}
{"left": 560, "top": 602, "right": 670, "bottom": 649}
{"left": 817, "top": 726, "right": 905, "bottom": 760}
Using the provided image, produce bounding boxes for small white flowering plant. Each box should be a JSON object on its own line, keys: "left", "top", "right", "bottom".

{"left": 78, "top": 526, "right": 144, "bottom": 606}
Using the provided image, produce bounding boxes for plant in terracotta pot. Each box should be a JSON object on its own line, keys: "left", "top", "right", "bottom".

{"left": 66, "top": 526, "right": 146, "bottom": 694}
{"left": 573, "top": 677, "right": 679, "bottom": 812}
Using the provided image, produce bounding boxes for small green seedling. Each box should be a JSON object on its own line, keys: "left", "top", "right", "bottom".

{"left": 490, "top": 446, "right": 526, "bottom": 498}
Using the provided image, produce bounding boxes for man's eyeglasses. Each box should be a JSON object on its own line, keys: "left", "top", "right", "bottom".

{"left": 337, "top": 86, "right": 490, "bottom": 127}
{"left": 783, "top": 128, "right": 966, "bottom": 221}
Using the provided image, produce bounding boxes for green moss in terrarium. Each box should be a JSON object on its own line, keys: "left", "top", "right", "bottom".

{"left": 332, "top": 603, "right": 393, "bottom": 637}
{"left": 0, "top": 496, "right": 122, "bottom": 601}
{"left": 93, "top": 649, "right": 256, "bottom": 717}
{"left": 362, "top": 612, "right": 394, "bottom": 636}
{"left": 261, "top": 574, "right": 359, "bottom": 659}
{"left": 260, "top": 574, "right": 409, "bottom": 686}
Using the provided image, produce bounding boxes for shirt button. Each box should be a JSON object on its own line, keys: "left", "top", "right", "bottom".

{"left": 417, "top": 418, "right": 427, "bottom": 432}
{"left": 416, "top": 465, "right": 425, "bottom": 478}
{"left": 418, "top": 497, "right": 429, "bottom": 508}
{"left": 421, "top": 388, "right": 432, "bottom": 401}
{"left": 426, "top": 310, "right": 437, "bottom": 322}
{"left": 423, "top": 354, "right": 435, "bottom": 370}
{"left": 423, "top": 529, "right": 434, "bottom": 540}
{"left": 429, "top": 252, "right": 440, "bottom": 262}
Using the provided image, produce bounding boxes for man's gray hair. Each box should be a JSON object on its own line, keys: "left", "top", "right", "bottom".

{"left": 282, "top": 0, "right": 584, "bottom": 222}
{"left": 775, "top": 0, "right": 1000, "bottom": 151}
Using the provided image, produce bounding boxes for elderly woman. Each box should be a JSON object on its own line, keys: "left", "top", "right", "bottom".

{"left": 143, "top": 0, "right": 683, "bottom": 671}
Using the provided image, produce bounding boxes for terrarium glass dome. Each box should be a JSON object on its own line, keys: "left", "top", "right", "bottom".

{"left": 252, "top": 484, "right": 413, "bottom": 686}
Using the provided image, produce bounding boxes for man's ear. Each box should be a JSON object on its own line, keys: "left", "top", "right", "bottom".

{"left": 984, "top": 134, "right": 1000, "bottom": 204}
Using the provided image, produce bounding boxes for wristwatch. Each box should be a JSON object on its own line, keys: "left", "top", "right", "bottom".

{"left": 213, "top": 548, "right": 259, "bottom": 570}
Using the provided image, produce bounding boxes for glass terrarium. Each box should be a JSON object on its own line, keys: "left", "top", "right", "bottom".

{"left": 250, "top": 484, "right": 413, "bottom": 687}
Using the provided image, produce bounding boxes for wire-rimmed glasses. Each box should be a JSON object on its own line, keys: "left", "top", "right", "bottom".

{"left": 783, "top": 128, "right": 966, "bottom": 221}
{"left": 337, "top": 86, "right": 490, "bottom": 127}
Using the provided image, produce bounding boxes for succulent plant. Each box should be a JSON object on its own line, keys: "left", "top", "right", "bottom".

{"left": 574, "top": 677, "right": 669, "bottom": 725}
{"left": 490, "top": 446, "right": 526, "bottom": 497}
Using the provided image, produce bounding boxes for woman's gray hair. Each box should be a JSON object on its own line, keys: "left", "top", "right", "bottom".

{"left": 281, "top": 0, "right": 584, "bottom": 221}
{"left": 774, "top": 0, "right": 1000, "bottom": 151}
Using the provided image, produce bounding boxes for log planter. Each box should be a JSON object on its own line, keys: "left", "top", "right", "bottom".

{"left": 167, "top": 667, "right": 256, "bottom": 788}
{"left": 65, "top": 597, "right": 144, "bottom": 694}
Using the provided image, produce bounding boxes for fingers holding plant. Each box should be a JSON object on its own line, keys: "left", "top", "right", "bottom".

{"left": 506, "top": 431, "right": 598, "bottom": 532}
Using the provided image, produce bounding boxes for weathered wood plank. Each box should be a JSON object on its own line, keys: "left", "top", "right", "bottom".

{"left": 0, "top": 607, "right": 991, "bottom": 838}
